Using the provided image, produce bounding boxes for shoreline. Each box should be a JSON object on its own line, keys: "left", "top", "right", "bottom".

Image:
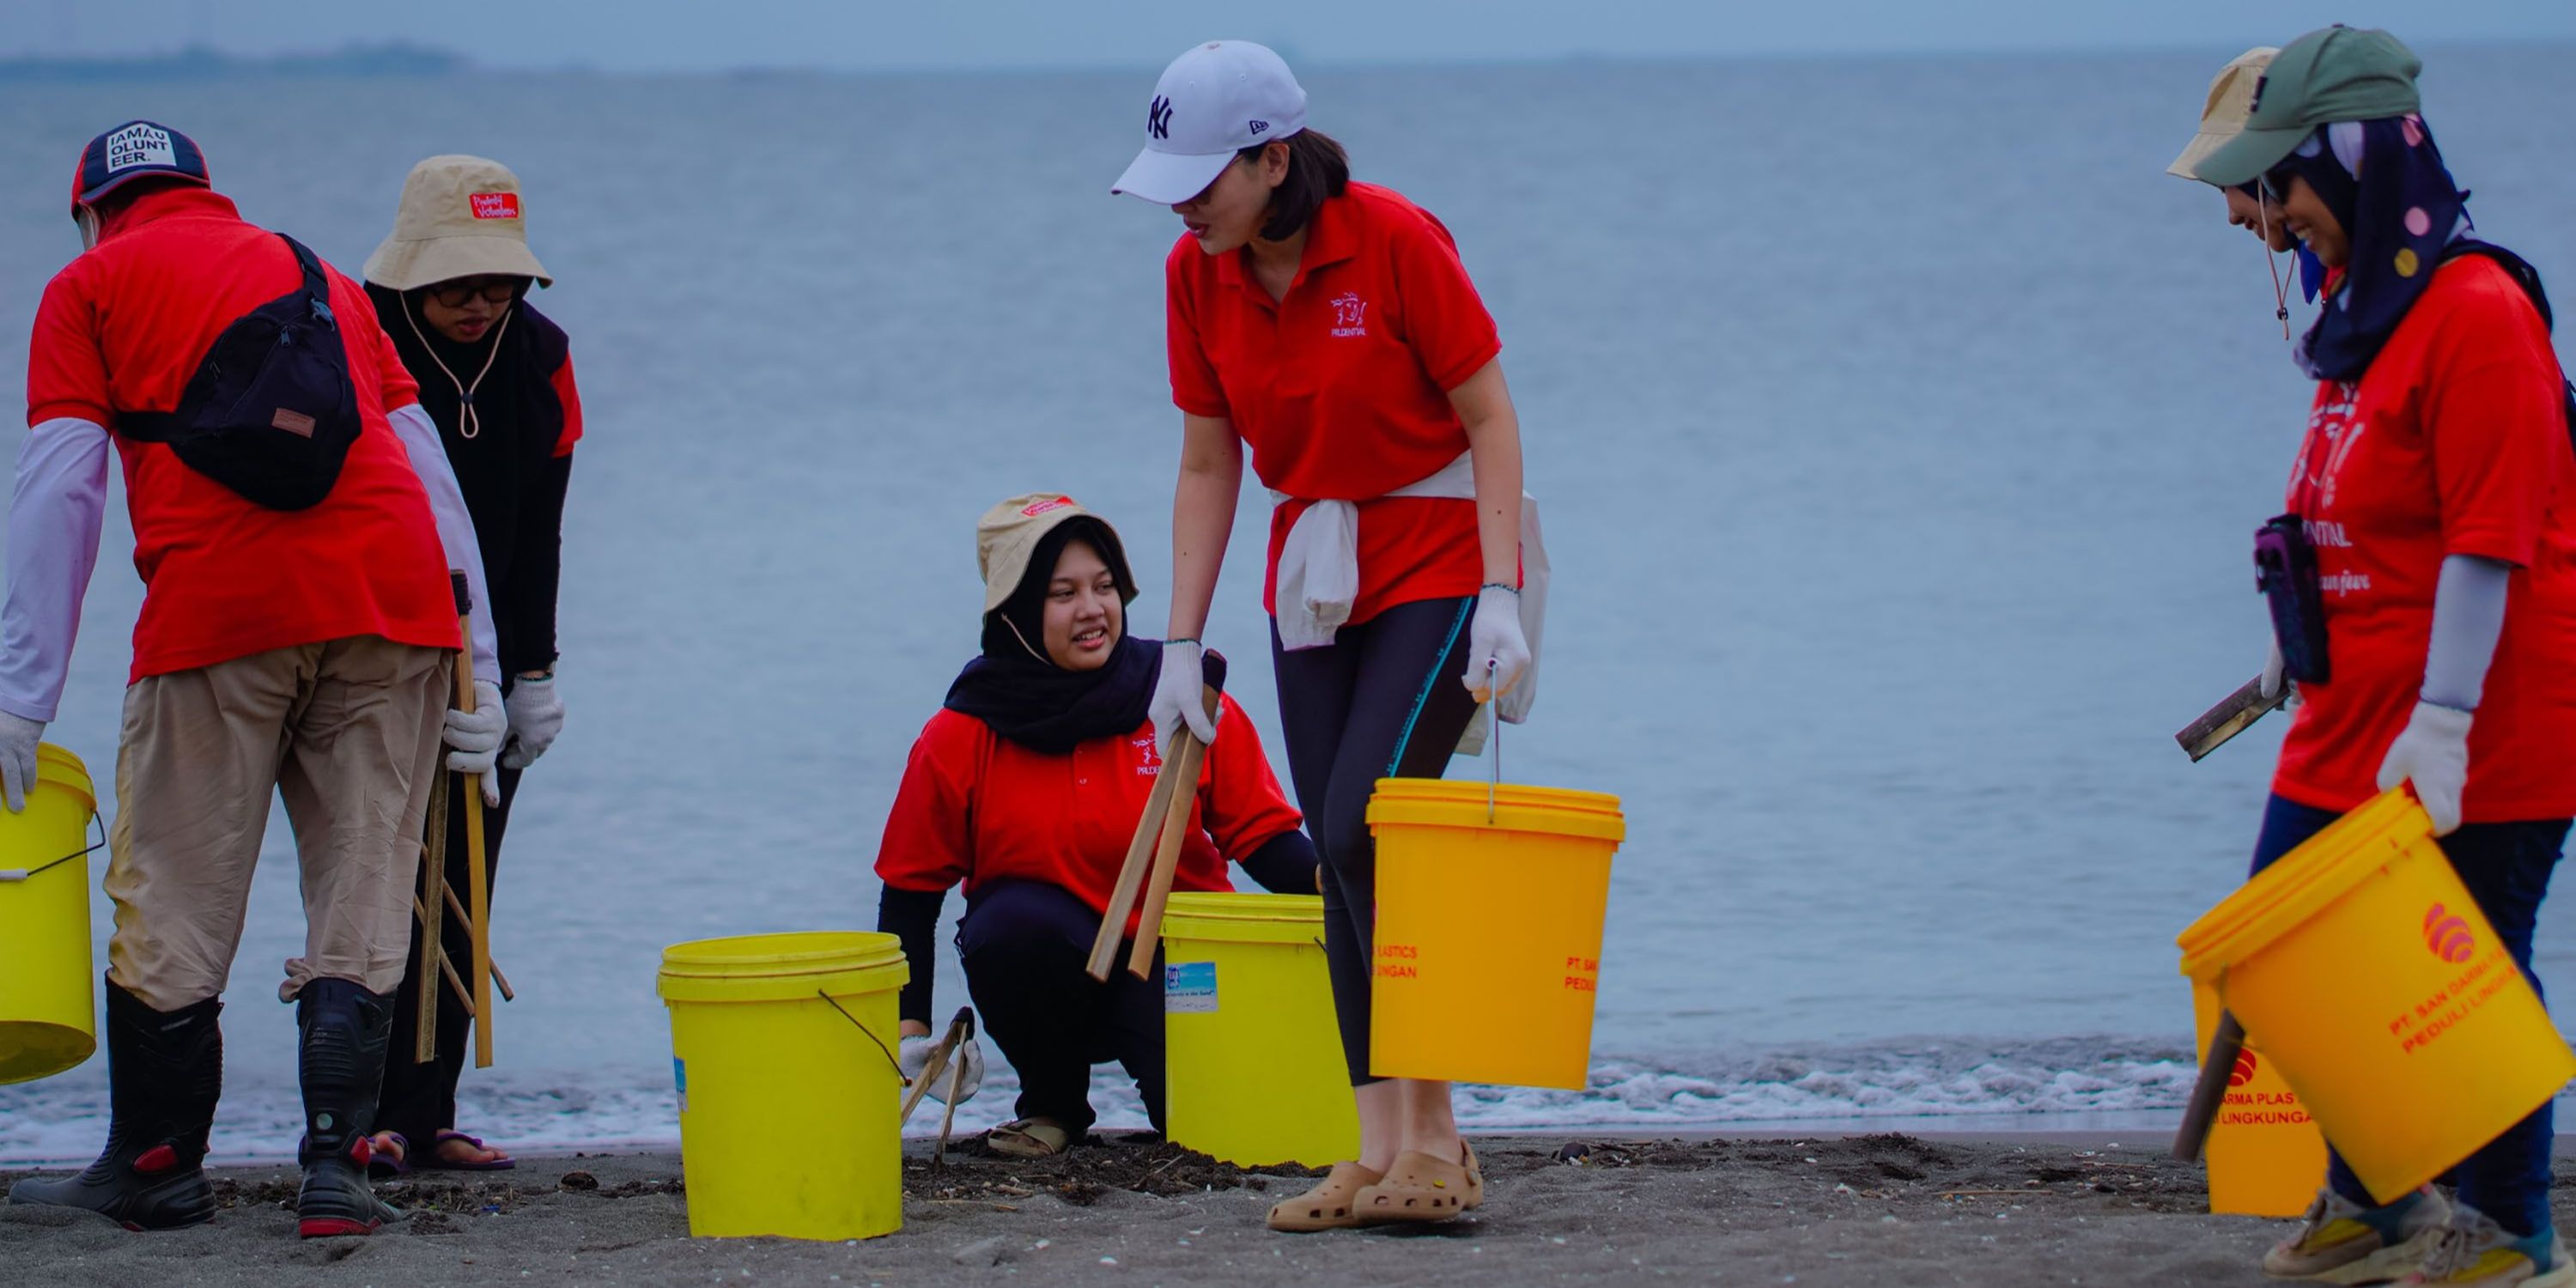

{"left": 9, "top": 1132, "right": 2571, "bottom": 1286}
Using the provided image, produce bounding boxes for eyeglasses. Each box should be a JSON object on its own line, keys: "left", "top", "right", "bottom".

{"left": 428, "top": 276, "right": 522, "bottom": 309}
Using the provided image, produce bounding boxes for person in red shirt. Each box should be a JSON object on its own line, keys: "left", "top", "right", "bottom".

{"left": 1113, "top": 41, "right": 1537, "bottom": 1230}
{"left": 2190, "top": 29, "right": 2576, "bottom": 1284}
{"left": 873, "top": 494, "right": 1315, "bottom": 1158}
{"left": 2, "top": 123, "right": 505, "bottom": 1241}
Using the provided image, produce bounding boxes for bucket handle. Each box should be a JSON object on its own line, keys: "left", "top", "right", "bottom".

{"left": 0, "top": 812, "right": 105, "bottom": 884}
{"left": 816, "top": 988, "right": 907, "bottom": 1081}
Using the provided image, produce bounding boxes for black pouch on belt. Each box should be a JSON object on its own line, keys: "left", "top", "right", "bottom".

{"left": 2256, "top": 513, "right": 2330, "bottom": 683}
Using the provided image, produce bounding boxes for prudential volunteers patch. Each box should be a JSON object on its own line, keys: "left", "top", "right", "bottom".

{"left": 104, "top": 123, "right": 176, "bottom": 173}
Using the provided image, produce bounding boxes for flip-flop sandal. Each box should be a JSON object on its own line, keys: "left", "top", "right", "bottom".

{"left": 366, "top": 1132, "right": 410, "bottom": 1180}
{"left": 1266, "top": 1161, "right": 1383, "bottom": 1233}
{"left": 985, "top": 1119, "right": 1072, "bottom": 1159}
{"left": 1352, "top": 1148, "right": 1474, "bottom": 1224}
{"left": 416, "top": 1130, "right": 516, "bottom": 1172}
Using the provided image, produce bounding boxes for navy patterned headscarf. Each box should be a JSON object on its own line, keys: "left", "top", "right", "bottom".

{"left": 2264, "top": 115, "right": 2470, "bottom": 381}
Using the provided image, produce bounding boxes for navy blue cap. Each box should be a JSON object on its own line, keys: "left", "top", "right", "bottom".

{"left": 71, "top": 120, "right": 210, "bottom": 216}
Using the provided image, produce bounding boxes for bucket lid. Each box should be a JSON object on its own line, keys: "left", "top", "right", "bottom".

{"left": 2176, "top": 788, "right": 2427, "bottom": 981}
{"left": 33, "top": 743, "right": 94, "bottom": 814}
{"left": 1364, "top": 778, "right": 1625, "bottom": 844}
{"left": 656, "top": 931, "right": 908, "bottom": 1004}
{"left": 1161, "top": 891, "right": 1325, "bottom": 945}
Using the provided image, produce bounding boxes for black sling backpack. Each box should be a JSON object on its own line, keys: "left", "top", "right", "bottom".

{"left": 2439, "top": 240, "right": 2576, "bottom": 447}
{"left": 118, "top": 234, "right": 361, "bottom": 511}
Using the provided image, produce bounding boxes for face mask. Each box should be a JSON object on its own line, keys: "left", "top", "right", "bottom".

{"left": 75, "top": 206, "right": 100, "bottom": 251}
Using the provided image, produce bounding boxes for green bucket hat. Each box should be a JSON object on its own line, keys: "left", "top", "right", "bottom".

{"left": 2194, "top": 25, "right": 2422, "bottom": 189}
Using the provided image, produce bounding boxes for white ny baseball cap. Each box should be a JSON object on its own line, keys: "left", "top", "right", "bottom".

{"left": 1109, "top": 40, "right": 1308, "bottom": 205}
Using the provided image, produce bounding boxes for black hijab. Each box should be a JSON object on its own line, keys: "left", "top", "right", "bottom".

{"left": 945, "top": 518, "right": 1218, "bottom": 755}
{"left": 2264, "top": 117, "right": 2471, "bottom": 381}
{"left": 367, "top": 280, "right": 569, "bottom": 465}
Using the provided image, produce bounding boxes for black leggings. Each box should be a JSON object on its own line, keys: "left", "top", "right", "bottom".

{"left": 1272, "top": 596, "right": 1480, "bottom": 1085}
{"left": 958, "top": 879, "right": 1167, "bottom": 1134}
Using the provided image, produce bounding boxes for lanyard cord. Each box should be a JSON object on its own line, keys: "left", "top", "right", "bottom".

{"left": 403, "top": 301, "right": 514, "bottom": 440}
{"left": 2259, "top": 193, "right": 2292, "bottom": 342}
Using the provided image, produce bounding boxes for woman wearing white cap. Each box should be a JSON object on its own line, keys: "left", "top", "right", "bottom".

{"left": 358, "top": 155, "right": 582, "bottom": 1175}
{"left": 1115, "top": 39, "right": 1538, "bottom": 1230}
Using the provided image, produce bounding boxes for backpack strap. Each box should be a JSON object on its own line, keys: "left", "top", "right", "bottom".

{"left": 278, "top": 234, "right": 334, "bottom": 325}
{"left": 2439, "top": 239, "right": 2575, "bottom": 443}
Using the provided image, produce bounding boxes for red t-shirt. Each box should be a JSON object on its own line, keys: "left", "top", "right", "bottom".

{"left": 2272, "top": 255, "right": 2576, "bottom": 822}
{"left": 26, "top": 186, "right": 459, "bottom": 682}
{"left": 1164, "top": 182, "right": 1503, "bottom": 625}
{"left": 874, "top": 696, "right": 1307, "bottom": 932}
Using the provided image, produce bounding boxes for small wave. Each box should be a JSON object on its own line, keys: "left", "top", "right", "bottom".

{"left": 1, "top": 1036, "right": 2222, "bottom": 1165}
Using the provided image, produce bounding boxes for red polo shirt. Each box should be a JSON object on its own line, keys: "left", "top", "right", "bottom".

{"left": 2272, "top": 255, "right": 2576, "bottom": 822}
{"left": 1165, "top": 181, "right": 1502, "bottom": 625}
{"left": 26, "top": 185, "right": 459, "bottom": 682}
{"left": 874, "top": 696, "right": 1307, "bottom": 933}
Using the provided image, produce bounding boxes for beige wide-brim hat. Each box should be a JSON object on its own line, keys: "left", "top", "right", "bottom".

{"left": 363, "top": 154, "right": 552, "bottom": 290}
{"left": 976, "top": 493, "right": 1134, "bottom": 615}
{"left": 2168, "top": 46, "right": 2280, "bottom": 181}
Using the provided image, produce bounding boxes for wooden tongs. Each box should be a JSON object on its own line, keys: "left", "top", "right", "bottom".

{"left": 1086, "top": 673, "right": 1225, "bottom": 983}
{"left": 899, "top": 1005, "right": 978, "bottom": 1160}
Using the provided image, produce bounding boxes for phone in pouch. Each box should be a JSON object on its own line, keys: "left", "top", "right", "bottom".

{"left": 2256, "top": 513, "right": 2330, "bottom": 683}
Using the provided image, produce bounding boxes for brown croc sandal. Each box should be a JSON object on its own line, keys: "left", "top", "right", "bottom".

{"left": 1460, "top": 1142, "right": 1485, "bottom": 1210}
{"left": 1266, "top": 1162, "right": 1383, "bottom": 1232}
{"left": 1352, "top": 1148, "right": 1474, "bottom": 1223}
{"left": 985, "top": 1118, "right": 1072, "bottom": 1158}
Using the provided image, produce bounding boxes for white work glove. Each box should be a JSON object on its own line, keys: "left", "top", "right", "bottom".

{"left": 2377, "top": 701, "right": 2473, "bottom": 836}
{"left": 2261, "top": 637, "right": 2287, "bottom": 704}
{"left": 1461, "top": 585, "right": 1531, "bottom": 702}
{"left": 0, "top": 711, "right": 44, "bottom": 814}
{"left": 444, "top": 678, "right": 507, "bottom": 806}
{"left": 500, "top": 675, "right": 564, "bottom": 770}
{"left": 898, "top": 1033, "right": 986, "bottom": 1105}
{"left": 1151, "top": 639, "right": 1215, "bottom": 754}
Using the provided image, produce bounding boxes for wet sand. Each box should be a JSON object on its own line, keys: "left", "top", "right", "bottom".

{"left": 7, "top": 1133, "right": 2567, "bottom": 1286}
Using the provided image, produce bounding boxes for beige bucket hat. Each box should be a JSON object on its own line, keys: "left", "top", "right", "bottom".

{"left": 363, "top": 155, "right": 552, "bottom": 290}
{"left": 976, "top": 494, "right": 1135, "bottom": 614}
{"left": 2168, "top": 46, "right": 2280, "bottom": 181}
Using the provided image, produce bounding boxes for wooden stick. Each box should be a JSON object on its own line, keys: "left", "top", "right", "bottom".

{"left": 2172, "top": 1012, "right": 2245, "bottom": 1163}
{"left": 936, "top": 1050, "right": 967, "bottom": 1164}
{"left": 448, "top": 574, "right": 497, "bottom": 1070}
{"left": 2176, "top": 676, "right": 2287, "bottom": 762}
{"left": 410, "top": 893, "right": 477, "bottom": 1018}
{"left": 440, "top": 884, "right": 516, "bottom": 1001}
{"left": 1085, "top": 754, "right": 1188, "bottom": 981}
{"left": 414, "top": 772, "right": 449, "bottom": 1065}
{"left": 897, "top": 1007, "right": 974, "bottom": 1128}
{"left": 1127, "top": 727, "right": 1208, "bottom": 981}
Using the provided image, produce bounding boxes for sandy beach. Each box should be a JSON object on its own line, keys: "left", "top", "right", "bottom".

{"left": 11, "top": 1131, "right": 2563, "bottom": 1286}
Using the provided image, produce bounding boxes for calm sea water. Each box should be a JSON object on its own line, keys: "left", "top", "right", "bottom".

{"left": 3, "top": 46, "right": 2573, "bottom": 1158}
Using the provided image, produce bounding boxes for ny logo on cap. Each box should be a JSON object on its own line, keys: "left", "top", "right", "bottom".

{"left": 1148, "top": 95, "right": 1174, "bottom": 141}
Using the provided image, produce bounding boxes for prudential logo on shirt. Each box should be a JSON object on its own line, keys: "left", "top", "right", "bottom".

{"left": 1330, "top": 292, "right": 1369, "bottom": 338}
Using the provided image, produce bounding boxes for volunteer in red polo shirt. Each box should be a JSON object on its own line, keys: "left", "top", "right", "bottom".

{"left": 2, "top": 122, "right": 504, "bottom": 1242}
{"left": 2190, "top": 29, "right": 2576, "bottom": 1285}
{"left": 873, "top": 495, "right": 1316, "bottom": 1159}
{"left": 1113, "top": 41, "right": 1542, "bottom": 1230}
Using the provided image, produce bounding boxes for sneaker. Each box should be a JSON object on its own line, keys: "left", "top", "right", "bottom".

{"left": 2264, "top": 1187, "right": 2451, "bottom": 1283}
{"left": 2402, "top": 1206, "right": 2575, "bottom": 1287}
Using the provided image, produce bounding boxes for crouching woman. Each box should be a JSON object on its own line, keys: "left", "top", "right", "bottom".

{"left": 873, "top": 495, "right": 1318, "bottom": 1157}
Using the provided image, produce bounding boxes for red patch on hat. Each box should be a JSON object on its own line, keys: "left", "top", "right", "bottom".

{"left": 469, "top": 191, "right": 521, "bottom": 220}
{"left": 1021, "top": 496, "right": 1075, "bottom": 518}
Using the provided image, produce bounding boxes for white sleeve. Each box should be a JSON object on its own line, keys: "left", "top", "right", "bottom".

{"left": 387, "top": 403, "right": 500, "bottom": 688}
{"left": 0, "top": 417, "right": 112, "bottom": 723}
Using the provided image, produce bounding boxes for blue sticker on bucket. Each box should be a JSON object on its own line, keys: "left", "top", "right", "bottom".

{"left": 1164, "top": 961, "right": 1217, "bottom": 1013}
{"left": 673, "top": 1056, "right": 687, "bottom": 1115}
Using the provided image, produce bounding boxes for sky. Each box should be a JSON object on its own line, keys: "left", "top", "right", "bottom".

{"left": 4, "top": 0, "right": 2573, "bottom": 72}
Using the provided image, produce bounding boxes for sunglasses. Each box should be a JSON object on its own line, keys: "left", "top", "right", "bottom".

{"left": 2257, "top": 168, "right": 2300, "bottom": 207}
{"left": 428, "top": 276, "right": 522, "bottom": 309}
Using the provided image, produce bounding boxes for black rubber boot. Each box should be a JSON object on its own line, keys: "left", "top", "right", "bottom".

{"left": 292, "top": 978, "right": 393, "bottom": 1239}
{"left": 7, "top": 981, "right": 222, "bottom": 1230}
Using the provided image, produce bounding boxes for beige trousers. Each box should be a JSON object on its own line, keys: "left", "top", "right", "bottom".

{"left": 104, "top": 636, "right": 450, "bottom": 1012}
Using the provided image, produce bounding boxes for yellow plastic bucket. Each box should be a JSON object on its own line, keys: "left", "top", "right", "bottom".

{"left": 1365, "top": 779, "right": 1625, "bottom": 1089}
{"left": 656, "top": 932, "right": 908, "bottom": 1240}
{"left": 1161, "top": 892, "right": 1360, "bottom": 1166}
{"left": 2177, "top": 788, "right": 2576, "bottom": 1201}
{"left": 2192, "top": 981, "right": 2327, "bottom": 1216}
{"left": 0, "top": 745, "right": 101, "bottom": 1085}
